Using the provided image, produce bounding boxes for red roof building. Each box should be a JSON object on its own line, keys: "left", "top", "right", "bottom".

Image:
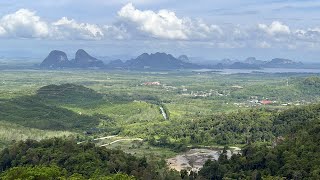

{"left": 261, "top": 100, "right": 273, "bottom": 105}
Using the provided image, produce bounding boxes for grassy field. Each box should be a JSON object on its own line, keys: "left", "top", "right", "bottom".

{"left": 0, "top": 121, "right": 75, "bottom": 149}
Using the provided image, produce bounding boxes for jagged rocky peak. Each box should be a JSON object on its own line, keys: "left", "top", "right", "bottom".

{"left": 40, "top": 50, "right": 70, "bottom": 68}
{"left": 265, "top": 58, "right": 303, "bottom": 67}
{"left": 124, "top": 52, "right": 200, "bottom": 70}
{"left": 108, "top": 59, "right": 124, "bottom": 68}
{"left": 245, "top": 57, "right": 257, "bottom": 62}
{"left": 269, "top": 58, "right": 297, "bottom": 64}
{"left": 74, "top": 49, "right": 104, "bottom": 67}
{"left": 153, "top": 52, "right": 176, "bottom": 60}
{"left": 136, "top": 53, "right": 150, "bottom": 59}
{"left": 178, "top": 55, "right": 190, "bottom": 62}
{"left": 244, "top": 57, "right": 266, "bottom": 65}
{"left": 135, "top": 52, "right": 176, "bottom": 61}
{"left": 75, "top": 49, "right": 97, "bottom": 62}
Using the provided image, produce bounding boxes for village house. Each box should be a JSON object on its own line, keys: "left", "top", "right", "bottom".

{"left": 261, "top": 99, "right": 273, "bottom": 105}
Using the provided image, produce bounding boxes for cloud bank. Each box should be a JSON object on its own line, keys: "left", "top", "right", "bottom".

{"left": 0, "top": 9, "right": 49, "bottom": 38}
{"left": 52, "top": 17, "right": 104, "bottom": 40}
{"left": 118, "top": 3, "right": 222, "bottom": 40}
{"left": 0, "top": 4, "right": 320, "bottom": 50}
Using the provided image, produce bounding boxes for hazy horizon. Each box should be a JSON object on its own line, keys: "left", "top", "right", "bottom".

{"left": 0, "top": 0, "right": 320, "bottom": 62}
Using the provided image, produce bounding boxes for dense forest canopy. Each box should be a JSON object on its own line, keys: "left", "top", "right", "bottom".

{"left": 0, "top": 102, "right": 319, "bottom": 179}
{"left": 0, "top": 96, "right": 100, "bottom": 131}
{"left": 139, "top": 104, "right": 320, "bottom": 151}
{"left": 0, "top": 138, "right": 179, "bottom": 179}
{"left": 197, "top": 113, "right": 320, "bottom": 179}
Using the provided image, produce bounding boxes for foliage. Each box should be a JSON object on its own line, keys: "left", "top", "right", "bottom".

{"left": 273, "top": 103, "right": 320, "bottom": 135}
{"left": 36, "top": 83, "right": 104, "bottom": 107}
{"left": 0, "top": 69, "right": 320, "bottom": 179}
{"left": 143, "top": 103, "right": 320, "bottom": 149}
{"left": 294, "top": 76, "right": 320, "bottom": 97}
{"left": 0, "top": 138, "right": 180, "bottom": 179}
{"left": 0, "top": 121, "right": 74, "bottom": 150}
{"left": 0, "top": 165, "right": 68, "bottom": 179}
{"left": 0, "top": 165, "right": 137, "bottom": 180}
{"left": 197, "top": 104, "right": 320, "bottom": 179}
{"left": 302, "top": 76, "right": 320, "bottom": 88}
{"left": 0, "top": 96, "right": 100, "bottom": 131}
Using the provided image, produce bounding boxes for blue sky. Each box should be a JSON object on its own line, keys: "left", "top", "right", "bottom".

{"left": 0, "top": 0, "right": 320, "bottom": 62}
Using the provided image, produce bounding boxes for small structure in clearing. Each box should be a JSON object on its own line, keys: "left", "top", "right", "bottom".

{"left": 261, "top": 100, "right": 273, "bottom": 105}
{"left": 143, "top": 81, "right": 161, "bottom": 86}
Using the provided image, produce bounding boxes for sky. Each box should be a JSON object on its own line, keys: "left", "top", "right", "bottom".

{"left": 0, "top": 0, "right": 320, "bottom": 62}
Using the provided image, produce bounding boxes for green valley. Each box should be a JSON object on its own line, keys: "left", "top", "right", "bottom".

{"left": 0, "top": 69, "right": 319, "bottom": 179}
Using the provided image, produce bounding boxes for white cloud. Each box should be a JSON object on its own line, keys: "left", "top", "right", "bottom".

{"left": 118, "top": 3, "right": 222, "bottom": 40}
{"left": 294, "top": 28, "right": 320, "bottom": 42}
{"left": 1, "top": 6, "right": 320, "bottom": 51}
{"left": 0, "top": 9, "right": 129, "bottom": 41}
{"left": 103, "top": 24, "right": 129, "bottom": 40}
{"left": 287, "top": 43, "right": 297, "bottom": 50}
{"left": 52, "top": 17, "right": 104, "bottom": 40}
{"left": 118, "top": 3, "right": 187, "bottom": 39}
{"left": 0, "top": 9, "right": 49, "bottom": 38}
{"left": 258, "top": 41, "right": 271, "bottom": 48}
{"left": 0, "top": 26, "right": 6, "bottom": 36}
{"left": 216, "top": 42, "right": 245, "bottom": 49}
{"left": 258, "top": 21, "right": 290, "bottom": 36}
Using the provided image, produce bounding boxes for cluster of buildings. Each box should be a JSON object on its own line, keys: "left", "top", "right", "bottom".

{"left": 142, "top": 81, "right": 161, "bottom": 86}
{"left": 236, "top": 98, "right": 309, "bottom": 108}
{"left": 181, "top": 89, "right": 229, "bottom": 97}
{"left": 248, "top": 99, "right": 273, "bottom": 105}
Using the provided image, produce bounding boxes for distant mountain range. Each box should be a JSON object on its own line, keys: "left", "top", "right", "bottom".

{"left": 213, "top": 57, "right": 303, "bottom": 69}
{"left": 108, "top": 53, "right": 200, "bottom": 70}
{"left": 40, "top": 49, "right": 304, "bottom": 70}
{"left": 40, "top": 50, "right": 201, "bottom": 70}
{"left": 265, "top": 58, "right": 303, "bottom": 68}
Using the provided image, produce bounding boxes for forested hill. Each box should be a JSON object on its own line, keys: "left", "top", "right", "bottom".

{"left": 0, "top": 138, "right": 180, "bottom": 179}
{"left": 36, "top": 83, "right": 104, "bottom": 105}
{"left": 143, "top": 103, "right": 320, "bottom": 149}
{"left": 0, "top": 84, "right": 105, "bottom": 131}
{"left": 0, "top": 96, "right": 100, "bottom": 131}
{"left": 197, "top": 103, "right": 320, "bottom": 179}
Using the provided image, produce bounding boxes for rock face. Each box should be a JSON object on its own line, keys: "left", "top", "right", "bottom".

{"left": 107, "top": 59, "right": 125, "bottom": 69}
{"left": 216, "top": 57, "right": 303, "bottom": 69}
{"left": 244, "top": 57, "right": 266, "bottom": 65}
{"left": 265, "top": 58, "right": 303, "bottom": 68}
{"left": 40, "top": 50, "right": 71, "bottom": 68}
{"left": 219, "top": 59, "right": 235, "bottom": 66}
{"left": 73, "top": 49, "right": 104, "bottom": 68}
{"left": 178, "top": 55, "right": 190, "bottom": 63}
{"left": 40, "top": 50, "right": 304, "bottom": 70}
{"left": 124, "top": 52, "right": 200, "bottom": 70}
{"left": 40, "top": 49, "right": 105, "bottom": 69}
